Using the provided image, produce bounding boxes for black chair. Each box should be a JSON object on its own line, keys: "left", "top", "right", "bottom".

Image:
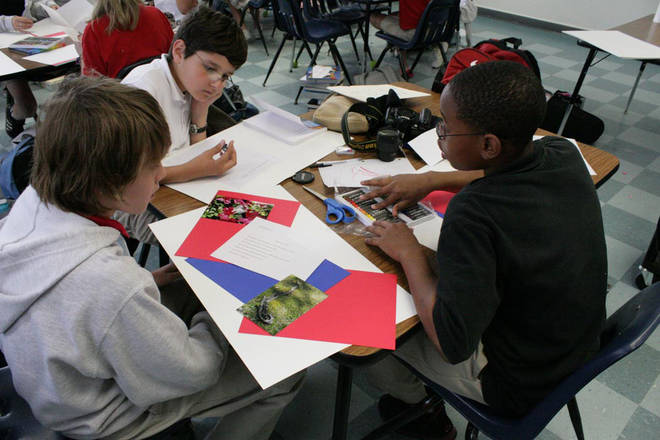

{"left": 239, "top": 0, "right": 271, "bottom": 56}
{"left": 0, "top": 366, "right": 194, "bottom": 440}
{"left": 364, "top": 282, "right": 660, "bottom": 440}
{"left": 115, "top": 55, "right": 162, "bottom": 80}
{"left": 264, "top": 0, "right": 354, "bottom": 87}
{"left": 373, "top": 0, "right": 459, "bottom": 80}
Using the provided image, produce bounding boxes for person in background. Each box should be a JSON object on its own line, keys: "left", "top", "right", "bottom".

{"left": 23, "top": 0, "right": 70, "bottom": 21}
{"left": 82, "top": 0, "right": 173, "bottom": 78}
{"left": 0, "top": 9, "right": 36, "bottom": 138}
{"left": 154, "top": 0, "right": 198, "bottom": 23}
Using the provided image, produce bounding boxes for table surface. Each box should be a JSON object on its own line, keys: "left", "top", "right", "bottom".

{"left": 150, "top": 82, "right": 620, "bottom": 358}
{"left": 613, "top": 14, "right": 660, "bottom": 46}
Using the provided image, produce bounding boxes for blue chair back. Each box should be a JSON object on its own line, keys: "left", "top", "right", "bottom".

{"left": 406, "top": 0, "right": 459, "bottom": 50}
{"left": 0, "top": 366, "right": 66, "bottom": 440}
{"left": 271, "top": 0, "right": 303, "bottom": 37}
{"left": 403, "top": 282, "right": 660, "bottom": 440}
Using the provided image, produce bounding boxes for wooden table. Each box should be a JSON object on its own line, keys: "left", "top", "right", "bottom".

{"left": 0, "top": 43, "right": 79, "bottom": 82}
{"left": 151, "top": 81, "right": 620, "bottom": 356}
{"left": 151, "top": 81, "right": 619, "bottom": 439}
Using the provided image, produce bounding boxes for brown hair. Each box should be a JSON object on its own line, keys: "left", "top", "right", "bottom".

{"left": 168, "top": 5, "right": 247, "bottom": 69}
{"left": 31, "top": 76, "right": 170, "bottom": 216}
{"left": 92, "top": 0, "right": 141, "bottom": 33}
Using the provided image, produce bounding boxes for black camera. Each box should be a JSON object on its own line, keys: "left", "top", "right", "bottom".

{"left": 376, "top": 107, "right": 437, "bottom": 162}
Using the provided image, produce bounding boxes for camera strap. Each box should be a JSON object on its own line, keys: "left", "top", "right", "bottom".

{"left": 340, "top": 101, "right": 385, "bottom": 151}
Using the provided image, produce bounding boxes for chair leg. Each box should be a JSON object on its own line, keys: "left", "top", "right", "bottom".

{"left": 308, "top": 43, "right": 324, "bottom": 66}
{"left": 465, "top": 422, "right": 479, "bottom": 440}
{"left": 328, "top": 40, "right": 352, "bottom": 85}
{"left": 348, "top": 26, "right": 360, "bottom": 63}
{"left": 294, "top": 86, "right": 303, "bottom": 105}
{"left": 373, "top": 45, "right": 390, "bottom": 70}
{"left": 290, "top": 37, "right": 297, "bottom": 72}
{"left": 408, "top": 49, "right": 424, "bottom": 75}
{"left": 252, "top": 9, "right": 269, "bottom": 56}
{"left": 361, "top": 394, "right": 444, "bottom": 440}
{"left": 624, "top": 61, "right": 646, "bottom": 114}
{"left": 137, "top": 243, "right": 151, "bottom": 267}
{"left": 567, "top": 397, "right": 585, "bottom": 440}
{"left": 263, "top": 34, "right": 287, "bottom": 86}
{"left": 398, "top": 50, "right": 408, "bottom": 81}
{"left": 332, "top": 364, "right": 353, "bottom": 440}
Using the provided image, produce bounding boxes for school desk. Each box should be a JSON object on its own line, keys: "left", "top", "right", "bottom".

{"left": 0, "top": 35, "right": 79, "bottom": 83}
{"left": 560, "top": 14, "right": 660, "bottom": 132}
{"left": 149, "top": 81, "right": 620, "bottom": 440}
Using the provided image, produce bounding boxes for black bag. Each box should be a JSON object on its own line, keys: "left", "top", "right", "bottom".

{"left": 540, "top": 91, "right": 604, "bottom": 145}
{"left": 214, "top": 84, "right": 259, "bottom": 123}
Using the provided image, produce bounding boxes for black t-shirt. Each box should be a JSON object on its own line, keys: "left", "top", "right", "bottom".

{"left": 432, "top": 136, "right": 607, "bottom": 416}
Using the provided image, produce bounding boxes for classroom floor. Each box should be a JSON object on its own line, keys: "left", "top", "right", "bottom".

{"left": 1, "top": 9, "right": 659, "bottom": 440}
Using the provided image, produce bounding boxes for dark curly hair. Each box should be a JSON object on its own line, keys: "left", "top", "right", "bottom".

{"left": 448, "top": 61, "right": 546, "bottom": 153}
{"left": 168, "top": 5, "right": 247, "bottom": 69}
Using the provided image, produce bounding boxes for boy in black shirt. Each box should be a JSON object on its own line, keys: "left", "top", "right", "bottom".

{"left": 362, "top": 61, "right": 607, "bottom": 438}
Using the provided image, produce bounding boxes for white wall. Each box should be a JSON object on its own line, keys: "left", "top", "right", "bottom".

{"left": 479, "top": 0, "right": 658, "bottom": 30}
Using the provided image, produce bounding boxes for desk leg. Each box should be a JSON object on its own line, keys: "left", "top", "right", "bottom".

{"left": 362, "top": 4, "right": 371, "bottom": 74}
{"left": 332, "top": 364, "right": 353, "bottom": 440}
{"left": 559, "top": 46, "right": 597, "bottom": 136}
{"left": 624, "top": 61, "right": 646, "bottom": 114}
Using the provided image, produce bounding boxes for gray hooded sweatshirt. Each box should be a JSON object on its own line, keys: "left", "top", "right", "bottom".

{"left": 0, "top": 187, "right": 227, "bottom": 439}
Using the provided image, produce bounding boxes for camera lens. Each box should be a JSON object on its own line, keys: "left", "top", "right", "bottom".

{"left": 377, "top": 128, "right": 401, "bottom": 162}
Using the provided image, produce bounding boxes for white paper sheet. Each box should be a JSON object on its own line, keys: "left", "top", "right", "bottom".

{"left": 563, "top": 30, "right": 660, "bottom": 60}
{"left": 407, "top": 128, "right": 443, "bottom": 166}
{"left": 327, "top": 85, "right": 430, "bottom": 102}
{"left": 245, "top": 96, "right": 327, "bottom": 144}
{"left": 0, "top": 32, "right": 29, "bottom": 49}
{"left": 415, "top": 159, "right": 457, "bottom": 174}
{"left": 41, "top": 0, "right": 94, "bottom": 34}
{"left": 211, "top": 217, "right": 324, "bottom": 280}
{"left": 318, "top": 157, "right": 416, "bottom": 188}
{"left": 23, "top": 44, "right": 78, "bottom": 65}
{"left": 164, "top": 124, "right": 345, "bottom": 203}
{"left": 533, "top": 135, "right": 596, "bottom": 175}
{"left": 0, "top": 51, "right": 25, "bottom": 76}
{"left": 26, "top": 18, "right": 69, "bottom": 37}
{"left": 149, "top": 184, "right": 416, "bottom": 388}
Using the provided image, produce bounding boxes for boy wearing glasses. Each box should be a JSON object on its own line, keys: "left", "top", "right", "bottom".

{"left": 120, "top": 5, "right": 245, "bottom": 242}
{"left": 360, "top": 61, "right": 606, "bottom": 438}
{"left": 122, "top": 5, "right": 244, "bottom": 184}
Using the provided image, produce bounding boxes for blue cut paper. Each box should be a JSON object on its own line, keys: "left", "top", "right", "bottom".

{"left": 186, "top": 258, "right": 350, "bottom": 303}
{"left": 305, "top": 259, "right": 350, "bottom": 291}
{"left": 186, "top": 258, "right": 278, "bottom": 303}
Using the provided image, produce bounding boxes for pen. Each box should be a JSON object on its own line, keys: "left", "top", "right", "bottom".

{"left": 310, "top": 163, "right": 333, "bottom": 168}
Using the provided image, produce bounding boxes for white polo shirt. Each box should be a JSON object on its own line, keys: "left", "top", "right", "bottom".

{"left": 121, "top": 55, "right": 191, "bottom": 153}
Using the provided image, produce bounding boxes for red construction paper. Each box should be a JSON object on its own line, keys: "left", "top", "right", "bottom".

{"left": 176, "top": 190, "right": 301, "bottom": 261}
{"left": 422, "top": 190, "right": 457, "bottom": 217}
{"left": 239, "top": 270, "right": 397, "bottom": 349}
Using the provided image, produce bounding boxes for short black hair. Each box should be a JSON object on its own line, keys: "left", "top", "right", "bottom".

{"left": 169, "top": 5, "right": 247, "bottom": 69}
{"left": 448, "top": 61, "right": 546, "bottom": 152}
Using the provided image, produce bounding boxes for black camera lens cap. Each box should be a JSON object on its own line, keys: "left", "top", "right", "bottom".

{"left": 292, "top": 171, "right": 315, "bottom": 184}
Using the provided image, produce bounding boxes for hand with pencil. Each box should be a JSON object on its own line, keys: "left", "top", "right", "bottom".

{"left": 12, "top": 16, "right": 34, "bottom": 32}
{"left": 187, "top": 140, "right": 237, "bottom": 179}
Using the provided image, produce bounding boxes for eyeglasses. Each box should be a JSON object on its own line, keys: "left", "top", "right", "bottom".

{"left": 435, "top": 117, "right": 485, "bottom": 141}
{"left": 194, "top": 53, "right": 232, "bottom": 83}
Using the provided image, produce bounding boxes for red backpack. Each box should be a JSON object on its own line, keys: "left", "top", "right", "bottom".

{"left": 432, "top": 37, "right": 541, "bottom": 93}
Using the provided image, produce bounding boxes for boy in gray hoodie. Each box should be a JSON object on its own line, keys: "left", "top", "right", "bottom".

{"left": 0, "top": 76, "right": 303, "bottom": 440}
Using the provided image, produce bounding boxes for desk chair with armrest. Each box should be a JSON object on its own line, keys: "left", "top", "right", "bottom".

{"left": 363, "top": 281, "right": 660, "bottom": 440}
{"left": 373, "top": 0, "right": 460, "bottom": 80}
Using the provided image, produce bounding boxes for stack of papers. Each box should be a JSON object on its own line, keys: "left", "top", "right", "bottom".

{"left": 245, "top": 97, "right": 327, "bottom": 144}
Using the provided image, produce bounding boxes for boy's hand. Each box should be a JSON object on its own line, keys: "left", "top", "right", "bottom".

{"left": 12, "top": 16, "right": 34, "bottom": 32}
{"left": 360, "top": 173, "right": 430, "bottom": 216}
{"left": 189, "top": 140, "right": 237, "bottom": 178}
{"left": 152, "top": 262, "right": 182, "bottom": 287}
{"left": 365, "top": 221, "right": 424, "bottom": 263}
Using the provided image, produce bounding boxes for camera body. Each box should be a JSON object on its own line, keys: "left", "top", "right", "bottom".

{"left": 376, "top": 107, "right": 437, "bottom": 162}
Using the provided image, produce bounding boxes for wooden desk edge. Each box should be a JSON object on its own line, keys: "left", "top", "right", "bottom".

{"left": 150, "top": 83, "right": 620, "bottom": 359}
